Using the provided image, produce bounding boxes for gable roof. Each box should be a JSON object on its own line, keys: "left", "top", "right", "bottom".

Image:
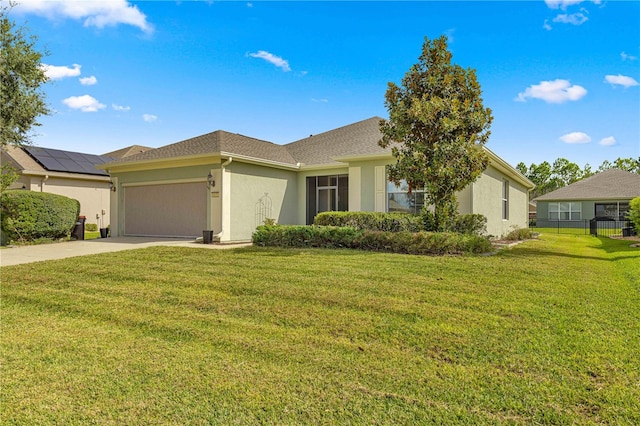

{"left": 103, "top": 145, "right": 154, "bottom": 159}
{"left": 285, "top": 117, "right": 388, "bottom": 166}
{"left": 106, "top": 130, "right": 297, "bottom": 166}
{"left": 98, "top": 116, "right": 532, "bottom": 189}
{"left": 2, "top": 145, "right": 111, "bottom": 177}
{"left": 534, "top": 169, "right": 640, "bottom": 201}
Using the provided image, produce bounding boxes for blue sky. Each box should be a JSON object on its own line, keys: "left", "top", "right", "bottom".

{"left": 10, "top": 0, "right": 640, "bottom": 168}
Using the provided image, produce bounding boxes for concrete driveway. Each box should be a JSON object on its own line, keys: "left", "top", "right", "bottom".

{"left": 0, "top": 237, "right": 251, "bottom": 267}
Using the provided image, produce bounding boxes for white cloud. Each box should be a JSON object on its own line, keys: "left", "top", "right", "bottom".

{"left": 605, "top": 74, "right": 639, "bottom": 88}
{"left": 545, "top": 0, "right": 600, "bottom": 9}
{"left": 112, "top": 104, "right": 130, "bottom": 112}
{"left": 311, "top": 98, "right": 328, "bottom": 103}
{"left": 247, "top": 3, "right": 253, "bottom": 8}
{"left": 62, "top": 95, "right": 105, "bottom": 112}
{"left": 142, "top": 114, "right": 157, "bottom": 122}
{"left": 79, "top": 75, "right": 97, "bottom": 86}
{"left": 545, "top": 0, "right": 584, "bottom": 10}
{"left": 560, "top": 132, "right": 591, "bottom": 144}
{"left": 15, "top": 0, "right": 153, "bottom": 33}
{"left": 552, "top": 12, "right": 588, "bottom": 25}
{"left": 248, "top": 50, "right": 291, "bottom": 72}
{"left": 42, "top": 63, "right": 81, "bottom": 80}
{"left": 516, "top": 79, "right": 587, "bottom": 103}
{"left": 621, "top": 52, "right": 638, "bottom": 61}
{"left": 543, "top": 20, "right": 553, "bottom": 31}
{"left": 599, "top": 136, "right": 616, "bottom": 146}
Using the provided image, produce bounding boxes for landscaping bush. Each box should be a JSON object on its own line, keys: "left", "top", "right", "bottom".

{"left": 504, "top": 227, "right": 535, "bottom": 241}
{"left": 252, "top": 225, "right": 360, "bottom": 248}
{"left": 252, "top": 225, "right": 493, "bottom": 255}
{"left": 85, "top": 223, "right": 98, "bottom": 232}
{"left": 356, "top": 230, "right": 492, "bottom": 255}
{"left": 0, "top": 190, "right": 80, "bottom": 242}
{"left": 453, "top": 214, "right": 487, "bottom": 235}
{"left": 314, "top": 211, "right": 423, "bottom": 232}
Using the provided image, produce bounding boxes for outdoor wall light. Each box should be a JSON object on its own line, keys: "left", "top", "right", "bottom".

{"left": 109, "top": 181, "right": 116, "bottom": 192}
{"left": 207, "top": 172, "right": 215, "bottom": 188}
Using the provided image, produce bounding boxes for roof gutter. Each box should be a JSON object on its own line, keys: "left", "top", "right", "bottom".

{"left": 213, "top": 157, "right": 233, "bottom": 242}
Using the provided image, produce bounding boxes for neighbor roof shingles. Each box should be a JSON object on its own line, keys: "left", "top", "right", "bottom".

{"left": 534, "top": 169, "right": 640, "bottom": 201}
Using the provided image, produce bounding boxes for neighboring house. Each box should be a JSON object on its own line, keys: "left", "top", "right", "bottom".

{"left": 100, "top": 117, "right": 534, "bottom": 241}
{"left": 534, "top": 169, "right": 640, "bottom": 227}
{"left": 1, "top": 145, "right": 114, "bottom": 229}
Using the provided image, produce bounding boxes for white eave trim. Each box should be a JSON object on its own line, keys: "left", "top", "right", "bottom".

{"left": 484, "top": 147, "right": 535, "bottom": 190}
{"left": 20, "top": 169, "right": 110, "bottom": 182}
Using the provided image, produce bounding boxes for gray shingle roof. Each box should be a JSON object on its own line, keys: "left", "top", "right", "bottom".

{"left": 102, "top": 145, "right": 154, "bottom": 159}
{"left": 107, "top": 131, "right": 297, "bottom": 165}
{"left": 104, "top": 117, "right": 390, "bottom": 168}
{"left": 284, "top": 117, "right": 389, "bottom": 165}
{"left": 534, "top": 169, "right": 640, "bottom": 201}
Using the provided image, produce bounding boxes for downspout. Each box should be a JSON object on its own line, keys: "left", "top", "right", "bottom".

{"left": 213, "top": 157, "right": 233, "bottom": 240}
{"left": 41, "top": 175, "right": 49, "bottom": 192}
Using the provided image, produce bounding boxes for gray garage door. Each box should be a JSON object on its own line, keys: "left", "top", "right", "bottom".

{"left": 124, "top": 182, "right": 207, "bottom": 237}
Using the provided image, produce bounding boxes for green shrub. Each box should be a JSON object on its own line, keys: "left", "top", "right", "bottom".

{"left": 252, "top": 225, "right": 360, "bottom": 248}
{"left": 85, "top": 223, "right": 98, "bottom": 232}
{"left": 252, "top": 225, "right": 493, "bottom": 255}
{"left": 453, "top": 214, "right": 487, "bottom": 235}
{"left": 504, "top": 227, "right": 535, "bottom": 241}
{"left": 356, "top": 230, "right": 492, "bottom": 255}
{"left": 0, "top": 190, "right": 80, "bottom": 242}
{"left": 314, "top": 211, "right": 423, "bottom": 232}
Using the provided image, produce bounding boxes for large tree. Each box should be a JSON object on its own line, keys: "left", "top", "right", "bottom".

{"left": 1, "top": 6, "right": 49, "bottom": 148}
{"left": 379, "top": 35, "right": 493, "bottom": 231}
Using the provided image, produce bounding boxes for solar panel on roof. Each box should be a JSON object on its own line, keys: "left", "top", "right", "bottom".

{"left": 24, "top": 146, "right": 109, "bottom": 176}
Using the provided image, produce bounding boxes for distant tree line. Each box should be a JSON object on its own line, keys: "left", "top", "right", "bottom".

{"left": 517, "top": 157, "right": 640, "bottom": 200}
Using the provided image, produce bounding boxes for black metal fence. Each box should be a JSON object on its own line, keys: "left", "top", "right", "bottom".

{"left": 589, "top": 218, "right": 635, "bottom": 237}
{"left": 531, "top": 219, "right": 636, "bottom": 237}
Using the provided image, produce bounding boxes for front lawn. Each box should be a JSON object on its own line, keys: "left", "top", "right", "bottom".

{"left": 2, "top": 234, "right": 639, "bottom": 424}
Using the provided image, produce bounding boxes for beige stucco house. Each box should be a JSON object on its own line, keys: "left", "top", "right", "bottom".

{"left": 100, "top": 117, "right": 534, "bottom": 241}
{"left": 1, "top": 145, "right": 113, "bottom": 229}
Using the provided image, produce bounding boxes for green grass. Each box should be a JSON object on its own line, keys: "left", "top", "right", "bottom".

{"left": 533, "top": 227, "right": 591, "bottom": 236}
{"left": 1, "top": 234, "right": 639, "bottom": 424}
{"left": 84, "top": 230, "right": 100, "bottom": 240}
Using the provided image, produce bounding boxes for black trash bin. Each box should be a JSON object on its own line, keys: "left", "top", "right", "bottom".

{"left": 100, "top": 227, "right": 108, "bottom": 238}
{"left": 203, "top": 230, "right": 214, "bottom": 244}
{"left": 72, "top": 216, "right": 86, "bottom": 240}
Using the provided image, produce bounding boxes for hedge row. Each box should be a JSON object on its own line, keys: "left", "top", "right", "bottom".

{"left": 314, "top": 211, "right": 423, "bottom": 232}
{"left": 314, "top": 211, "right": 487, "bottom": 235}
{"left": 1, "top": 190, "right": 80, "bottom": 242}
{"left": 252, "top": 225, "right": 493, "bottom": 255}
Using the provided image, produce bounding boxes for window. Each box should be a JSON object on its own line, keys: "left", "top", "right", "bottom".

{"left": 548, "top": 202, "right": 581, "bottom": 221}
{"left": 305, "top": 175, "right": 348, "bottom": 224}
{"left": 502, "top": 180, "right": 509, "bottom": 220}
{"left": 387, "top": 180, "right": 424, "bottom": 214}
{"left": 595, "top": 202, "right": 629, "bottom": 220}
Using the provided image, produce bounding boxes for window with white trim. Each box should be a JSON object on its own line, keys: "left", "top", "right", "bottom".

{"left": 595, "top": 202, "right": 629, "bottom": 220}
{"left": 387, "top": 180, "right": 425, "bottom": 214}
{"left": 502, "top": 180, "right": 509, "bottom": 220}
{"left": 548, "top": 202, "right": 581, "bottom": 221}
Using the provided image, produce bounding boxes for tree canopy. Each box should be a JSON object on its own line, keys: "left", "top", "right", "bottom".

{"left": 379, "top": 35, "right": 492, "bottom": 230}
{"left": 1, "top": 6, "right": 49, "bottom": 148}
